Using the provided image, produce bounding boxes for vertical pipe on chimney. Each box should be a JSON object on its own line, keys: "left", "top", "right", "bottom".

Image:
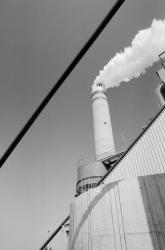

{"left": 91, "top": 82, "right": 115, "bottom": 160}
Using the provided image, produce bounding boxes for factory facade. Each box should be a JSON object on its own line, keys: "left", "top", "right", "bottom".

{"left": 62, "top": 55, "right": 165, "bottom": 250}
{"left": 69, "top": 102, "right": 165, "bottom": 250}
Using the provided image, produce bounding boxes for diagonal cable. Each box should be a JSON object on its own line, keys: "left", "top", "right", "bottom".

{"left": 38, "top": 216, "right": 69, "bottom": 250}
{"left": 0, "top": 0, "right": 125, "bottom": 168}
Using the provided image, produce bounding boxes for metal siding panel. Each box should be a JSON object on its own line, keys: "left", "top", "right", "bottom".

{"left": 121, "top": 156, "right": 128, "bottom": 179}
{"left": 143, "top": 176, "right": 165, "bottom": 248}
{"left": 140, "top": 136, "right": 151, "bottom": 175}
{"left": 115, "top": 163, "right": 122, "bottom": 180}
{"left": 118, "top": 178, "right": 156, "bottom": 250}
{"left": 107, "top": 164, "right": 120, "bottom": 183}
{"left": 142, "top": 131, "right": 151, "bottom": 173}
{"left": 154, "top": 174, "right": 165, "bottom": 245}
{"left": 155, "top": 174, "right": 165, "bottom": 210}
{"left": 133, "top": 144, "right": 141, "bottom": 176}
{"left": 79, "top": 194, "right": 87, "bottom": 250}
{"left": 122, "top": 154, "right": 130, "bottom": 179}
{"left": 149, "top": 128, "right": 162, "bottom": 174}
{"left": 161, "top": 110, "right": 165, "bottom": 125}
{"left": 109, "top": 185, "right": 124, "bottom": 250}
{"left": 75, "top": 192, "right": 88, "bottom": 250}
{"left": 152, "top": 126, "right": 164, "bottom": 172}
{"left": 150, "top": 127, "right": 164, "bottom": 173}
{"left": 90, "top": 187, "right": 110, "bottom": 232}
{"left": 114, "top": 185, "right": 127, "bottom": 250}
{"left": 127, "top": 148, "right": 135, "bottom": 177}
{"left": 132, "top": 145, "right": 140, "bottom": 175}
{"left": 159, "top": 117, "right": 165, "bottom": 152}
{"left": 157, "top": 122, "right": 165, "bottom": 157}
{"left": 152, "top": 125, "right": 165, "bottom": 172}
{"left": 147, "top": 131, "right": 161, "bottom": 175}
{"left": 117, "top": 160, "right": 124, "bottom": 180}
{"left": 137, "top": 139, "right": 149, "bottom": 176}
{"left": 90, "top": 186, "right": 115, "bottom": 250}
{"left": 118, "top": 178, "right": 150, "bottom": 233}
{"left": 105, "top": 109, "right": 165, "bottom": 183}
{"left": 116, "top": 159, "right": 125, "bottom": 181}
{"left": 143, "top": 131, "right": 158, "bottom": 175}
{"left": 156, "top": 118, "right": 165, "bottom": 158}
{"left": 125, "top": 233, "right": 158, "bottom": 250}
{"left": 113, "top": 168, "right": 119, "bottom": 182}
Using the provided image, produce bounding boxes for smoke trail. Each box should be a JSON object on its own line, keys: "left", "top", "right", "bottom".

{"left": 94, "top": 19, "right": 165, "bottom": 89}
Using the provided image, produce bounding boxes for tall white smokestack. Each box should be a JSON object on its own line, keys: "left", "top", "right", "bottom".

{"left": 91, "top": 81, "right": 115, "bottom": 160}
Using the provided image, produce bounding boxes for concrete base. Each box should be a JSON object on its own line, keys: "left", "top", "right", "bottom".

{"left": 69, "top": 174, "right": 165, "bottom": 250}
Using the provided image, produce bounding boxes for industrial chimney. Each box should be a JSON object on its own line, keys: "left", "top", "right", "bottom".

{"left": 91, "top": 82, "right": 115, "bottom": 160}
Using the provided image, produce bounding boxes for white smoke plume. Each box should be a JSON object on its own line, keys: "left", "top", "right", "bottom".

{"left": 94, "top": 19, "right": 165, "bottom": 89}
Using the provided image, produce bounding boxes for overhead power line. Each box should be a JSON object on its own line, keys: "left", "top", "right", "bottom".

{"left": 0, "top": 0, "right": 125, "bottom": 169}
{"left": 37, "top": 0, "right": 126, "bottom": 249}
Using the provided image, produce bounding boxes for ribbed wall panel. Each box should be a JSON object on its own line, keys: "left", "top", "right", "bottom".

{"left": 105, "top": 109, "right": 165, "bottom": 184}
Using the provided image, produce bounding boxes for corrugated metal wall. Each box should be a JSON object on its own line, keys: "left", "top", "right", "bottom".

{"left": 69, "top": 174, "right": 165, "bottom": 250}
{"left": 104, "top": 108, "right": 165, "bottom": 184}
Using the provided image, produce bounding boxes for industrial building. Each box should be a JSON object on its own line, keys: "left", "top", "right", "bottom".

{"left": 65, "top": 54, "right": 165, "bottom": 250}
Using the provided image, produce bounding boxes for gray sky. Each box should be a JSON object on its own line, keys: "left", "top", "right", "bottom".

{"left": 0, "top": 0, "right": 165, "bottom": 249}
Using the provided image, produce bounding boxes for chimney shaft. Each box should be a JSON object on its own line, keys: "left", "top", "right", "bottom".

{"left": 91, "top": 83, "right": 115, "bottom": 160}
